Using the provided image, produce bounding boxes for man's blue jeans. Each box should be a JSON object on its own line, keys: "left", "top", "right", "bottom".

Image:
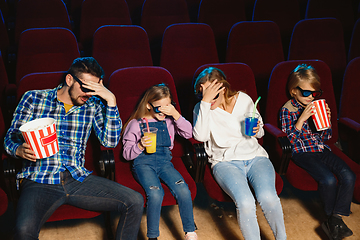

{"left": 14, "top": 170, "right": 144, "bottom": 240}
{"left": 212, "top": 156, "right": 287, "bottom": 240}
{"left": 292, "top": 149, "right": 356, "bottom": 217}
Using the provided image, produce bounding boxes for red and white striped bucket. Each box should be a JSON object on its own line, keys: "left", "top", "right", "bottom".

{"left": 20, "top": 118, "right": 59, "bottom": 159}
{"left": 311, "top": 99, "right": 331, "bottom": 131}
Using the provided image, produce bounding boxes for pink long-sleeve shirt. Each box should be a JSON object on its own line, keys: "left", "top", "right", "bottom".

{"left": 122, "top": 117, "right": 192, "bottom": 160}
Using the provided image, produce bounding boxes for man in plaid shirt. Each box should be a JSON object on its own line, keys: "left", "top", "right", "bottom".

{"left": 4, "top": 57, "right": 143, "bottom": 240}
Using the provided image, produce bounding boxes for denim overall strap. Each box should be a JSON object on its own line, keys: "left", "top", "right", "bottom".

{"left": 139, "top": 120, "right": 171, "bottom": 148}
{"left": 133, "top": 119, "right": 172, "bottom": 166}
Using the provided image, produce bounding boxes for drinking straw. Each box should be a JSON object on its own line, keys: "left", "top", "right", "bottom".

{"left": 252, "top": 96, "right": 261, "bottom": 118}
{"left": 143, "top": 118, "right": 150, "bottom": 132}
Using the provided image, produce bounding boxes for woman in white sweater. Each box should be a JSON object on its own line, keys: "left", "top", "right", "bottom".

{"left": 193, "top": 67, "right": 286, "bottom": 240}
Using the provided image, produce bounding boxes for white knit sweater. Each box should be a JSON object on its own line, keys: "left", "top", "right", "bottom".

{"left": 193, "top": 91, "right": 269, "bottom": 167}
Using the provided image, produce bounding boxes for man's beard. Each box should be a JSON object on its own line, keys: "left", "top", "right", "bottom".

{"left": 69, "top": 84, "right": 88, "bottom": 106}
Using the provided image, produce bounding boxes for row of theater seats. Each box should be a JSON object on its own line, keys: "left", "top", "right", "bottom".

{"left": 1, "top": 15, "right": 360, "bottom": 119}
{"left": 0, "top": 0, "right": 359, "bottom": 64}
{"left": 1, "top": 59, "right": 359, "bottom": 234}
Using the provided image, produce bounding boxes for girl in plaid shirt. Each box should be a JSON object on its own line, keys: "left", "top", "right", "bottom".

{"left": 280, "top": 64, "right": 355, "bottom": 240}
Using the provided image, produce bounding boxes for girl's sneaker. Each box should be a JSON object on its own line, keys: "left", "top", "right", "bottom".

{"left": 185, "top": 232, "right": 198, "bottom": 240}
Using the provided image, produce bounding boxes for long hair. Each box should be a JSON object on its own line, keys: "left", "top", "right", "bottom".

{"left": 194, "top": 67, "right": 238, "bottom": 105}
{"left": 287, "top": 64, "right": 321, "bottom": 97}
{"left": 122, "top": 83, "right": 172, "bottom": 133}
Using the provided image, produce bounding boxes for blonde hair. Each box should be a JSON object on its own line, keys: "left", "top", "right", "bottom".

{"left": 194, "top": 67, "right": 238, "bottom": 105}
{"left": 287, "top": 64, "right": 321, "bottom": 97}
{"left": 122, "top": 83, "right": 172, "bottom": 133}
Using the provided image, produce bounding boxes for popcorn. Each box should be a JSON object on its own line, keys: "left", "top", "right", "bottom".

{"left": 20, "top": 118, "right": 59, "bottom": 159}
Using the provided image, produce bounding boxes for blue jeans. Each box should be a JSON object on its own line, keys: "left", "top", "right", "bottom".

{"left": 292, "top": 149, "right": 356, "bottom": 217}
{"left": 133, "top": 148, "right": 195, "bottom": 238}
{"left": 14, "top": 170, "right": 144, "bottom": 240}
{"left": 213, "top": 156, "right": 287, "bottom": 240}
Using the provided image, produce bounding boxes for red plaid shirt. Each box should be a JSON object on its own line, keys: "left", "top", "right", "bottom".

{"left": 280, "top": 98, "right": 332, "bottom": 154}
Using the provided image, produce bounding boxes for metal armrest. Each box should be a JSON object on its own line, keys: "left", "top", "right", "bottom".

{"left": 264, "top": 123, "right": 292, "bottom": 175}
{"left": 99, "top": 149, "right": 115, "bottom": 181}
{"left": 177, "top": 137, "right": 197, "bottom": 181}
{"left": 193, "top": 142, "right": 207, "bottom": 183}
{"left": 3, "top": 157, "right": 21, "bottom": 202}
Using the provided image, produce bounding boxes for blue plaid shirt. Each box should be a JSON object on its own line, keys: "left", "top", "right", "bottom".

{"left": 4, "top": 84, "right": 122, "bottom": 184}
{"left": 280, "top": 98, "right": 332, "bottom": 154}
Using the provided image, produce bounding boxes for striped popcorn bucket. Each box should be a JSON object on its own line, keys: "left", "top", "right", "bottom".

{"left": 20, "top": 118, "right": 59, "bottom": 159}
{"left": 311, "top": 99, "right": 331, "bottom": 131}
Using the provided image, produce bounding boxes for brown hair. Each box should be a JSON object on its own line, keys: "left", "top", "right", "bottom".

{"left": 122, "top": 83, "right": 172, "bottom": 133}
{"left": 66, "top": 57, "right": 104, "bottom": 84}
{"left": 287, "top": 64, "right": 321, "bottom": 97}
{"left": 194, "top": 67, "right": 238, "bottom": 105}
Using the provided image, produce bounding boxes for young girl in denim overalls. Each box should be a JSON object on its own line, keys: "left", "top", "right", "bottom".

{"left": 122, "top": 84, "right": 197, "bottom": 240}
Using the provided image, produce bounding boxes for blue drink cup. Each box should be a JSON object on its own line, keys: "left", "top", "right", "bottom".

{"left": 244, "top": 112, "right": 259, "bottom": 136}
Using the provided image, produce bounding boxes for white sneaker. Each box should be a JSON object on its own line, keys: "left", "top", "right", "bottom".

{"left": 185, "top": 232, "right": 198, "bottom": 240}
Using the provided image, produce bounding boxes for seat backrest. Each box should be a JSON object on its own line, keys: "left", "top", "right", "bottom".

{"left": 339, "top": 57, "right": 360, "bottom": 123}
{"left": 16, "top": 28, "right": 80, "bottom": 85}
{"left": 141, "top": 0, "right": 190, "bottom": 65}
{"left": 79, "top": 0, "right": 132, "bottom": 54}
{"left": 348, "top": 18, "right": 360, "bottom": 62}
{"left": 15, "top": 0, "right": 71, "bottom": 44}
{"left": 288, "top": 18, "right": 347, "bottom": 106}
{"left": 92, "top": 25, "right": 153, "bottom": 86}
{"left": 17, "top": 71, "right": 66, "bottom": 102}
{"left": 0, "top": 10, "right": 8, "bottom": 56}
{"left": 160, "top": 23, "right": 218, "bottom": 120}
{"left": 193, "top": 63, "right": 258, "bottom": 103}
{"left": 252, "top": 0, "right": 301, "bottom": 58}
{"left": 197, "top": 0, "right": 246, "bottom": 62}
{"left": 0, "top": 51, "right": 8, "bottom": 103}
{"left": 108, "top": 66, "right": 180, "bottom": 158}
{"left": 305, "top": 0, "right": 354, "bottom": 48}
{"left": 266, "top": 60, "right": 338, "bottom": 144}
{"left": 226, "top": 21, "right": 284, "bottom": 111}
{"left": 109, "top": 66, "right": 180, "bottom": 123}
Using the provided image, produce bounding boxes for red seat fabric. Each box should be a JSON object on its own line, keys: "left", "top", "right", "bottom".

{"left": 266, "top": 59, "right": 360, "bottom": 202}
{"left": 305, "top": 0, "right": 355, "bottom": 52}
{"left": 348, "top": 18, "right": 360, "bottom": 62}
{"left": 226, "top": 21, "right": 284, "bottom": 114}
{"left": 0, "top": 187, "right": 7, "bottom": 216}
{"left": 252, "top": 0, "right": 301, "bottom": 59}
{"left": 338, "top": 57, "right": 360, "bottom": 163}
{"left": 16, "top": 72, "right": 65, "bottom": 102}
{"left": 192, "top": 63, "right": 284, "bottom": 202}
{"left": 0, "top": 10, "right": 9, "bottom": 58}
{"left": 288, "top": 18, "right": 347, "bottom": 107}
{"left": 92, "top": 25, "right": 153, "bottom": 86}
{"left": 141, "top": 0, "right": 190, "bottom": 65}
{"left": 0, "top": 52, "right": 10, "bottom": 111}
{"left": 79, "top": 0, "right": 132, "bottom": 55}
{"left": 160, "top": 23, "right": 219, "bottom": 121}
{"left": 15, "top": 28, "right": 80, "bottom": 85}
{"left": 0, "top": 106, "right": 8, "bottom": 217}
{"left": 108, "top": 66, "right": 197, "bottom": 206}
{"left": 197, "top": 0, "right": 247, "bottom": 62}
{"left": 15, "top": 0, "right": 71, "bottom": 44}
